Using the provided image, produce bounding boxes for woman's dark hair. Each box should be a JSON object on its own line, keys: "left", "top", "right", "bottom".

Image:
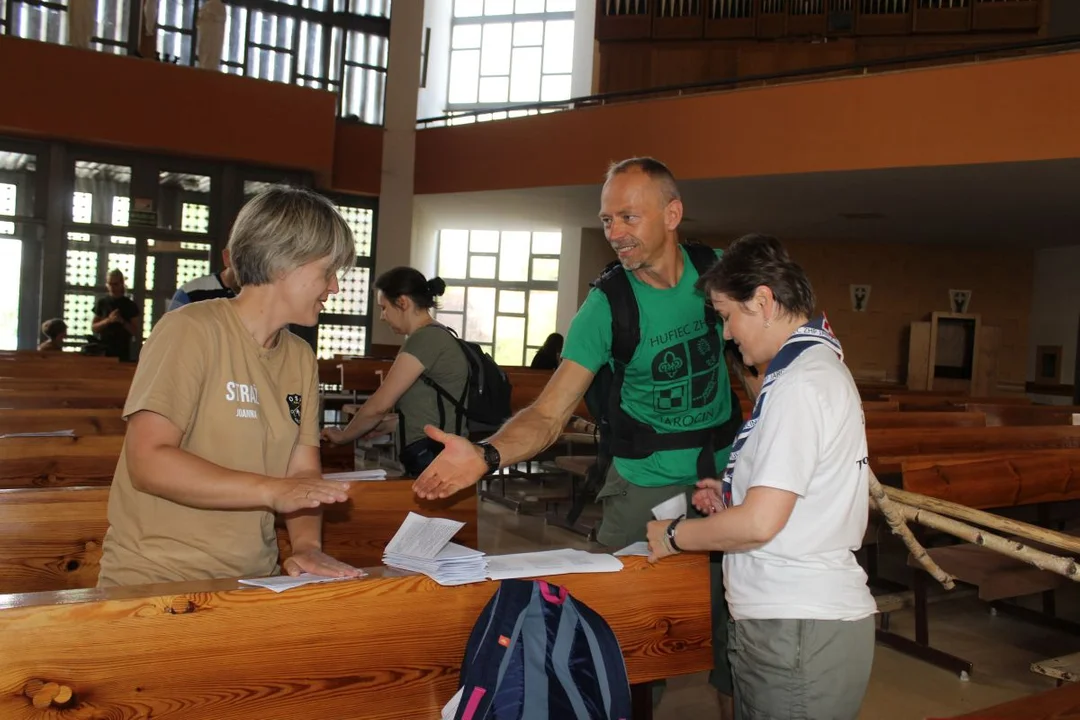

{"left": 374, "top": 266, "right": 446, "bottom": 310}
{"left": 696, "top": 234, "right": 815, "bottom": 319}
{"left": 539, "top": 332, "right": 564, "bottom": 355}
{"left": 41, "top": 318, "right": 67, "bottom": 340}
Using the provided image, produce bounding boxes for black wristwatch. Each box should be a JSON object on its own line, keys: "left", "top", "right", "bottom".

{"left": 476, "top": 441, "right": 501, "bottom": 474}
{"left": 666, "top": 517, "right": 684, "bottom": 553}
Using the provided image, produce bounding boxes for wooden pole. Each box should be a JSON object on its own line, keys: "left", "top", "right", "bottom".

{"left": 884, "top": 486, "right": 1080, "bottom": 556}
{"left": 892, "top": 502, "right": 1080, "bottom": 582}
{"left": 869, "top": 471, "right": 956, "bottom": 590}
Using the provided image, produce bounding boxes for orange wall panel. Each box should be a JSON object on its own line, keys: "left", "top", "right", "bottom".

{"left": 414, "top": 51, "right": 1080, "bottom": 194}
{"left": 0, "top": 36, "right": 339, "bottom": 175}
{"left": 331, "top": 122, "right": 383, "bottom": 196}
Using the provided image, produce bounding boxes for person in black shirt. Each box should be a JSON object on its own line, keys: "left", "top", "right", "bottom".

{"left": 529, "top": 332, "right": 563, "bottom": 370}
{"left": 92, "top": 269, "right": 140, "bottom": 362}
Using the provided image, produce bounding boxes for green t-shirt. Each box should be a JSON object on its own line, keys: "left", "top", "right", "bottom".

{"left": 398, "top": 325, "right": 470, "bottom": 446}
{"left": 562, "top": 247, "right": 734, "bottom": 487}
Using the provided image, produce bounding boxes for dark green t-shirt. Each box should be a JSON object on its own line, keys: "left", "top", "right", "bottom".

{"left": 398, "top": 324, "right": 470, "bottom": 446}
{"left": 562, "top": 247, "right": 734, "bottom": 487}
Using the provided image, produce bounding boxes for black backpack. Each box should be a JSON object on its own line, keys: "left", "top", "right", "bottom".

{"left": 421, "top": 326, "right": 513, "bottom": 437}
{"left": 580, "top": 242, "right": 743, "bottom": 493}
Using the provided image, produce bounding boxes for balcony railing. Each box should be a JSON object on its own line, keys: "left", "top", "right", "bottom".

{"left": 417, "top": 32, "right": 1080, "bottom": 128}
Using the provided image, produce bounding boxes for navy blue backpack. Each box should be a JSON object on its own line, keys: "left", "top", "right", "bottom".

{"left": 452, "top": 579, "right": 632, "bottom": 720}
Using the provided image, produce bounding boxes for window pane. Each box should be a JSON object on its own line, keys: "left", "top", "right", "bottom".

{"left": 317, "top": 323, "right": 367, "bottom": 359}
{"left": 452, "top": 24, "right": 482, "bottom": 49}
{"left": 436, "top": 285, "right": 463, "bottom": 313}
{"left": 499, "top": 290, "right": 526, "bottom": 314}
{"left": 540, "top": 74, "right": 571, "bottom": 101}
{"left": 0, "top": 238, "right": 20, "bottom": 350}
{"left": 63, "top": 293, "right": 97, "bottom": 348}
{"left": 543, "top": 20, "right": 574, "bottom": 74}
{"left": 439, "top": 230, "right": 470, "bottom": 278}
{"left": 513, "top": 20, "right": 544, "bottom": 45}
{"left": 546, "top": 0, "right": 575, "bottom": 9}
{"left": 455, "top": 0, "right": 483, "bottom": 17}
{"left": 480, "top": 23, "right": 512, "bottom": 75}
{"left": 74, "top": 162, "right": 131, "bottom": 226}
{"left": 478, "top": 76, "right": 509, "bottom": 103}
{"left": 448, "top": 49, "right": 480, "bottom": 104}
{"left": 437, "top": 311, "right": 464, "bottom": 337}
{"left": 470, "top": 230, "right": 500, "bottom": 252}
{"left": 532, "top": 257, "right": 559, "bottom": 281}
{"left": 337, "top": 205, "right": 374, "bottom": 257}
{"left": 485, "top": 0, "right": 513, "bottom": 14}
{"left": 498, "top": 231, "right": 530, "bottom": 281}
{"left": 322, "top": 267, "right": 370, "bottom": 315}
{"left": 495, "top": 315, "right": 525, "bottom": 366}
{"left": 515, "top": 0, "right": 545, "bottom": 13}
{"left": 527, "top": 290, "right": 558, "bottom": 346}
{"left": 159, "top": 171, "right": 212, "bottom": 233}
{"left": 470, "top": 255, "right": 497, "bottom": 279}
{"left": 532, "top": 231, "right": 561, "bottom": 255}
{"left": 465, "top": 287, "right": 496, "bottom": 343}
{"left": 177, "top": 258, "right": 210, "bottom": 287}
{"left": 66, "top": 249, "right": 98, "bottom": 287}
{"left": 509, "top": 46, "right": 542, "bottom": 102}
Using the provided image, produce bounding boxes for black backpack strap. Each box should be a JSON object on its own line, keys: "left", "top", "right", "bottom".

{"left": 683, "top": 241, "right": 720, "bottom": 333}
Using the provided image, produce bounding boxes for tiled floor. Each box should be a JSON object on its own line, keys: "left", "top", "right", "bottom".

{"left": 476, "top": 488, "right": 1079, "bottom": 720}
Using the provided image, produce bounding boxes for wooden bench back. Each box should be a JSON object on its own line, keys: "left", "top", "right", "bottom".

{"left": 964, "top": 403, "right": 1080, "bottom": 427}
{"left": 0, "top": 554, "right": 710, "bottom": 719}
{"left": 0, "top": 481, "right": 477, "bottom": 594}
{"left": 868, "top": 426, "right": 1080, "bottom": 473}
{"left": 0, "top": 409, "right": 126, "bottom": 437}
{"left": 901, "top": 450, "right": 1080, "bottom": 509}
{"left": 864, "top": 411, "right": 985, "bottom": 430}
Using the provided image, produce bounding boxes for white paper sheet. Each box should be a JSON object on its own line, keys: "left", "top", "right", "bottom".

{"left": 486, "top": 549, "right": 623, "bottom": 581}
{"left": 613, "top": 541, "right": 651, "bottom": 557}
{"left": 384, "top": 512, "right": 466, "bottom": 560}
{"left": 0, "top": 429, "right": 76, "bottom": 439}
{"left": 651, "top": 493, "right": 687, "bottom": 521}
{"left": 442, "top": 687, "right": 464, "bottom": 720}
{"left": 237, "top": 572, "right": 364, "bottom": 593}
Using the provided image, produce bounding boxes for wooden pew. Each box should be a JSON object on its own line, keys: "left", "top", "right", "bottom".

{"left": 947, "top": 681, "right": 1080, "bottom": 719}
{"left": 863, "top": 401, "right": 899, "bottom": 412}
{"left": 0, "top": 408, "right": 126, "bottom": 437}
{"left": 864, "top": 411, "right": 986, "bottom": 430}
{"left": 0, "top": 436, "right": 123, "bottom": 488}
{"left": 901, "top": 451, "right": 1080, "bottom": 509}
{"left": 0, "top": 554, "right": 710, "bottom": 719}
{"left": 0, "top": 481, "right": 478, "bottom": 594}
{"left": 867, "top": 426, "right": 1080, "bottom": 473}
{"left": 965, "top": 403, "right": 1080, "bottom": 427}
{"left": 0, "top": 392, "right": 127, "bottom": 410}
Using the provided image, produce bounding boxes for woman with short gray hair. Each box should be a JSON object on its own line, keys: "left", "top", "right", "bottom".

{"left": 645, "top": 234, "right": 876, "bottom": 720}
{"left": 99, "top": 186, "right": 362, "bottom": 587}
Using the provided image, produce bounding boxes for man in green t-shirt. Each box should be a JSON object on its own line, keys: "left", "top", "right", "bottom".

{"left": 414, "top": 157, "right": 739, "bottom": 713}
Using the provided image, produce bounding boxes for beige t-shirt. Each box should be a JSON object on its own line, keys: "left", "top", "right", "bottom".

{"left": 97, "top": 299, "right": 321, "bottom": 587}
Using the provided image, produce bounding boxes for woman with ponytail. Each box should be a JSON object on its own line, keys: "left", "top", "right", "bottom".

{"left": 322, "top": 266, "right": 469, "bottom": 476}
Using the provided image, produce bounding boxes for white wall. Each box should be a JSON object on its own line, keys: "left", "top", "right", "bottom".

{"left": 571, "top": 0, "right": 597, "bottom": 98}
{"left": 1028, "top": 244, "right": 1080, "bottom": 403}
{"left": 416, "top": 0, "right": 452, "bottom": 121}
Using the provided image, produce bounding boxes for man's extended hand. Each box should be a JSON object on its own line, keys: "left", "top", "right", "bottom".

{"left": 412, "top": 425, "right": 488, "bottom": 500}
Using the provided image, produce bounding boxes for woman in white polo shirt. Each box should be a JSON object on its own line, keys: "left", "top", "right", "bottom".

{"left": 645, "top": 233, "right": 876, "bottom": 720}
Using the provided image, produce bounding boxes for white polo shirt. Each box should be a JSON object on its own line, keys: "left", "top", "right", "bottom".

{"left": 723, "top": 345, "right": 877, "bottom": 622}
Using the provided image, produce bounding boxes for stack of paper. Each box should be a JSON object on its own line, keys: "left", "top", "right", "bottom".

{"left": 323, "top": 469, "right": 387, "bottom": 481}
{"left": 486, "top": 549, "right": 624, "bottom": 580}
{"left": 382, "top": 513, "right": 488, "bottom": 586}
